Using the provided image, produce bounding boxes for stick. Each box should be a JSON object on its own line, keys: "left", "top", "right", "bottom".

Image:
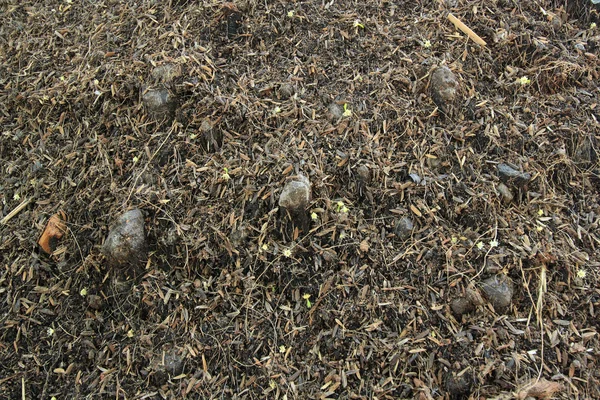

{"left": 447, "top": 13, "right": 487, "bottom": 46}
{"left": 1, "top": 198, "right": 31, "bottom": 225}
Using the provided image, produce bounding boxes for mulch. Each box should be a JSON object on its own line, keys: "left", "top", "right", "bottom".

{"left": 1, "top": 0, "right": 599, "bottom": 398}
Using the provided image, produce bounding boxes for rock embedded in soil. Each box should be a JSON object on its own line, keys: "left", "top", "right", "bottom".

{"left": 496, "top": 183, "right": 514, "bottom": 203}
{"left": 497, "top": 163, "right": 531, "bottom": 188}
{"left": 394, "top": 216, "right": 414, "bottom": 239}
{"left": 103, "top": 209, "right": 147, "bottom": 268}
{"left": 279, "top": 176, "right": 311, "bottom": 212}
{"left": 481, "top": 275, "right": 514, "bottom": 311}
{"left": 356, "top": 165, "right": 371, "bottom": 182}
{"left": 142, "top": 87, "right": 176, "bottom": 119}
{"left": 151, "top": 63, "right": 181, "bottom": 83}
{"left": 430, "top": 65, "right": 458, "bottom": 109}
{"left": 446, "top": 371, "right": 472, "bottom": 397}
{"left": 450, "top": 297, "right": 474, "bottom": 317}
{"left": 278, "top": 83, "right": 295, "bottom": 99}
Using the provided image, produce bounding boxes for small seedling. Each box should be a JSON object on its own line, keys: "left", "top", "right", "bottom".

{"left": 590, "top": 22, "right": 597, "bottom": 30}
{"left": 283, "top": 248, "right": 292, "bottom": 258}
{"left": 489, "top": 240, "right": 499, "bottom": 248}
{"left": 272, "top": 106, "right": 281, "bottom": 114}
{"left": 279, "top": 345, "right": 286, "bottom": 353}
{"left": 287, "top": 10, "right": 294, "bottom": 18}
{"left": 576, "top": 269, "right": 587, "bottom": 278}
{"left": 132, "top": 156, "right": 139, "bottom": 164}
{"left": 222, "top": 167, "right": 230, "bottom": 181}
{"left": 342, "top": 103, "right": 352, "bottom": 117}
{"left": 80, "top": 288, "right": 87, "bottom": 297}
{"left": 303, "top": 293, "right": 312, "bottom": 308}
{"left": 127, "top": 329, "right": 135, "bottom": 338}
{"left": 353, "top": 20, "right": 364, "bottom": 29}
{"left": 423, "top": 40, "right": 432, "bottom": 48}
{"left": 476, "top": 241, "right": 484, "bottom": 250}
{"left": 335, "top": 201, "right": 348, "bottom": 213}
{"left": 519, "top": 76, "right": 531, "bottom": 85}
{"left": 311, "top": 212, "right": 318, "bottom": 220}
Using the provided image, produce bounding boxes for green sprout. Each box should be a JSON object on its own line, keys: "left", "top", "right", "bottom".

{"left": 519, "top": 76, "right": 531, "bottom": 85}
{"left": 279, "top": 345, "right": 286, "bottom": 353}
{"left": 335, "top": 201, "right": 348, "bottom": 213}
{"left": 222, "top": 167, "right": 230, "bottom": 181}
{"left": 311, "top": 212, "right": 318, "bottom": 220}
{"left": 489, "top": 240, "right": 499, "bottom": 248}
{"left": 476, "top": 241, "right": 484, "bottom": 250}
{"left": 590, "top": 22, "right": 597, "bottom": 30}
{"left": 80, "top": 288, "right": 87, "bottom": 297}
{"left": 303, "top": 293, "right": 312, "bottom": 308}
{"left": 577, "top": 269, "right": 587, "bottom": 279}
{"left": 287, "top": 10, "right": 294, "bottom": 18}
{"left": 283, "top": 248, "right": 292, "bottom": 258}
{"left": 423, "top": 40, "right": 432, "bottom": 48}
{"left": 342, "top": 103, "right": 352, "bottom": 117}
{"left": 353, "top": 20, "right": 364, "bottom": 29}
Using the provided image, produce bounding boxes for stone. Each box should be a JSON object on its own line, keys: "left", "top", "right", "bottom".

{"left": 430, "top": 65, "right": 458, "bottom": 109}
{"left": 328, "top": 102, "right": 344, "bottom": 120}
{"left": 278, "top": 83, "right": 295, "bottom": 99}
{"left": 356, "top": 165, "right": 370, "bottom": 182}
{"left": 446, "top": 371, "right": 472, "bottom": 397}
{"left": 142, "top": 87, "right": 176, "bottom": 119}
{"left": 497, "top": 163, "right": 531, "bottom": 188}
{"left": 481, "top": 275, "right": 514, "bottom": 311}
{"left": 279, "top": 176, "right": 311, "bottom": 212}
{"left": 450, "top": 297, "right": 474, "bottom": 317}
{"left": 151, "top": 63, "right": 181, "bottom": 83}
{"left": 103, "top": 209, "right": 147, "bottom": 268}
{"left": 496, "top": 182, "right": 514, "bottom": 203}
{"left": 394, "top": 216, "right": 414, "bottom": 239}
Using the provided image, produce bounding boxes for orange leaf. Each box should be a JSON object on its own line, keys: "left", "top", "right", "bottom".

{"left": 38, "top": 211, "right": 67, "bottom": 254}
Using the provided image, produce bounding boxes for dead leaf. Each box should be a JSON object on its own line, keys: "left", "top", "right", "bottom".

{"left": 516, "top": 378, "right": 562, "bottom": 399}
{"left": 38, "top": 211, "right": 67, "bottom": 254}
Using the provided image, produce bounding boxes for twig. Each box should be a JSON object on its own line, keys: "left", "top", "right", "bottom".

{"left": 1, "top": 198, "right": 31, "bottom": 225}
{"left": 447, "top": 13, "right": 487, "bottom": 46}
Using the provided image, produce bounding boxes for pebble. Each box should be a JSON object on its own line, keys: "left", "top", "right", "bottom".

{"left": 278, "top": 176, "right": 311, "bottom": 212}
{"left": 450, "top": 297, "right": 474, "bottom": 317}
{"left": 481, "top": 275, "right": 514, "bottom": 311}
{"left": 445, "top": 371, "right": 472, "bottom": 397}
{"left": 430, "top": 65, "right": 458, "bottom": 109}
{"left": 394, "top": 216, "right": 414, "bottom": 240}
{"left": 356, "top": 165, "right": 371, "bottom": 182}
{"left": 496, "top": 183, "right": 514, "bottom": 203}
{"left": 151, "top": 63, "right": 181, "bottom": 83}
{"left": 497, "top": 163, "right": 531, "bottom": 188}
{"left": 278, "top": 83, "right": 295, "bottom": 99}
{"left": 328, "top": 102, "right": 344, "bottom": 120}
{"left": 103, "top": 209, "right": 147, "bottom": 268}
{"left": 142, "top": 88, "right": 175, "bottom": 119}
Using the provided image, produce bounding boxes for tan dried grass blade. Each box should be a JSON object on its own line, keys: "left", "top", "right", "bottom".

{"left": 448, "top": 13, "right": 487, "bottom": 46}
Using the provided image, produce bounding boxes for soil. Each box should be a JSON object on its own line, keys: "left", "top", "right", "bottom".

{"left": 1, "top": 0, "right": 600, "bottom": 399}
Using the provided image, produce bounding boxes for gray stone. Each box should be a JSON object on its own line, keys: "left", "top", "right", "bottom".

{"left": 430, "top": 66, "right": 458, "bottom": 108}
{"left": 103, "top": 209, "right": 147, "bottom": 268}
{"left": 278, "top": 83, "right": 295, "bottom": 99}
{"left": 394, "top": 216, "right": 414, "bottom": 239}
{"left": 496, "top": 182, "right": 514, "bottom": 203}
{"left": 450, "top": 297, "right": 474, "bottom": 317}
{"left": 151, "top": 64, "right": 181, "bottom": 83}
{"left": 162, "top": 349, "right": 184, "bottom": 375}
{"left": 481, "top": 275, "right": 514, "bottom": 311}
{"left": 497, "top": 163, "right": 531, "bottom": 188}
{"left": 328, "top": 102, "right": 344, "bottom": 120}
{"left": 279, "top": 176, "right": 311, "bottom": 212}
{"left": 142, "top": 88, "right": 176, "bottom": 119}
{"left": 356, "top": 165, "right": 370, "bottom": 182}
